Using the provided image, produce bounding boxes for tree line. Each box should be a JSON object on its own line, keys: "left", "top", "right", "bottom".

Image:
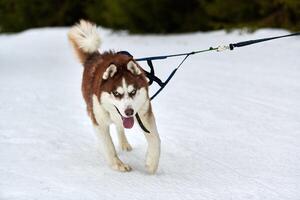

{"left": 0, "top": 0, "right": 299, "bottom": 33}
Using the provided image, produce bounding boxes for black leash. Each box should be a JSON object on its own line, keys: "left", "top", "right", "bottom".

{"left": 135, "top": 31, "right": 300, "bottom": 100}
{"left": 228, "top": 31, "right": 300, "bottom": 50}
{"left": 118, "top": 31, "right": 300, "bottom": 133}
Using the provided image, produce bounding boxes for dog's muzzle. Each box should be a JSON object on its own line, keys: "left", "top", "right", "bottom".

{"left": 114, "top": 106, "right": 134, "bottom": 129}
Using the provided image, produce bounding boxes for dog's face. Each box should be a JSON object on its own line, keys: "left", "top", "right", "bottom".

{"left": 100, "top": 60, "right": 149, "bottom": 129}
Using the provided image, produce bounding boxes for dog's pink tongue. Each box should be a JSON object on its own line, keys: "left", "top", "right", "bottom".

{"left": 122, "top": 116, "right": 134, "bottom": 129}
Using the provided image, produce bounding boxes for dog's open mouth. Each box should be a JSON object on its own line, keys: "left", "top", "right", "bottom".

{"left": 114, "top": 106, "right": 134, "bottom": 129}
{"left": 121, "top": 116, "right": 134, "bottom": 129}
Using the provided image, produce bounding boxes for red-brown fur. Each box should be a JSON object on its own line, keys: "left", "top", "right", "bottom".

{"left": 74, "top": 49, "right": 149, "bottom": 125}
{"left": 68, "top": 21, "right": 160, "bottom": 173}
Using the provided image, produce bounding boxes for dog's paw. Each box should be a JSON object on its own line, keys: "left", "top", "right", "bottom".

{"left": 121, "top": 142, "right": 132, "bottom": 152}
{"left": 111, "top": 160, "right": 132, "bottom": 172}
{"left": 145, "top": 157, "right": 158, "bottom": 174}
{"left": 145, "top": 164, "right": 158, "bottom": 174}
{"left": 145, "top": 153, "right": 159, "bottom": 174}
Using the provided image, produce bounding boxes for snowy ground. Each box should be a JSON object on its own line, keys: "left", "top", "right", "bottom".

{"left": 0, "top": 27, "right": 300, "bottom": 200}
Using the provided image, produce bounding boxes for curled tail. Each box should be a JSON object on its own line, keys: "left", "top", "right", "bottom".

{"left": 68, "top": 20, "right": 101, "bottom": 64}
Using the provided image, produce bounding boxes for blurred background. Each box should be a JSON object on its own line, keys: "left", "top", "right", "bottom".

{"left": 0, "top": 0, "right": 299, "bottom": 34}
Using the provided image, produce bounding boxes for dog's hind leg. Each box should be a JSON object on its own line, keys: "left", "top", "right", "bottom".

{"left": 116, "top": 125, "right": 132, "bottom": 151}
{"left": 94, "top": 125, "right": 132, "bottom": 172}
{"left": 139, "top": 111, "right": 161, "bottom": 174}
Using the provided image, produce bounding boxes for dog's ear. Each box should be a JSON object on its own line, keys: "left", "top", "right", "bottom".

{"left": 127, "top": 61, "right": 141, "bottom": 75}
{"left": 103, "top": 64, "right": 117, "bottom": 80}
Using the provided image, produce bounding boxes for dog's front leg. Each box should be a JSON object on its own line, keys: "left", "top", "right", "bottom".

{"left": 139, "top": 111, "right": 161, "bottom": 174}
{"left": 94, "top": 125, "right": 131, "bottom": 172}
{"left": 116, "top": 125, "right": 132, "bottom": 151}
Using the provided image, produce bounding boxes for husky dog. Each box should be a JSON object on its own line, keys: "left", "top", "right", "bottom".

{"left": 68, "top": 20, "right": 160, "bottom": 173}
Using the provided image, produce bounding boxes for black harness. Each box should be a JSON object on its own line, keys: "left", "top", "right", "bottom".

{"left": 117, "top": 31, "right": 300, "bottom": 133}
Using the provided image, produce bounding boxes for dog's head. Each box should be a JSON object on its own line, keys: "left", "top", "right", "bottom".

{"left": 100, "top": 59, "right": 149, "bottom": 129}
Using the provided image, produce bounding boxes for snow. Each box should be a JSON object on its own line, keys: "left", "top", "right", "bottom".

{"left": 1, "top": 27, "right": 300, "bottom": 200}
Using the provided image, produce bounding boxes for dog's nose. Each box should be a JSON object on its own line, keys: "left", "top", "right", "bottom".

{"left": 125, "top": 108, "right": 134, "bottom": 116}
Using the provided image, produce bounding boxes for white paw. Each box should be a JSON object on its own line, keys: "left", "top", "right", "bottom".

{"left": 121, "top": 142, "right": 132, "bottom": 152}
{"left": 146, "top": 163, "right": 158, "bottom": 174}
{"left": 145, "top": 152, "right": 160, "bottom": 174}
{"left": 145, "top": 156, "right": 158, "bottom": 174}
{"left": 111, "top": 159, "right": 132, "bottom": 172}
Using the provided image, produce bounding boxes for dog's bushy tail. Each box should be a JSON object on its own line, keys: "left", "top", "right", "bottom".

{"left": 68, "top": 20, "right": 101, "bottom": 64}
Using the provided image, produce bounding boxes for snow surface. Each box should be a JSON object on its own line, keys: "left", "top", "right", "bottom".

{"left": 0, "top": 27, "right": 300, "bottom": 200}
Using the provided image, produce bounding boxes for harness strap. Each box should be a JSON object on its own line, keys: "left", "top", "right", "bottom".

{"left": 135, "top": 113, "right": 150, "bottom": 133}
{"left": 143, "top": 60, "right": 164, "bottom": 86}
{"left": 149, "top": 53, "right": 191, "bottom": 100}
